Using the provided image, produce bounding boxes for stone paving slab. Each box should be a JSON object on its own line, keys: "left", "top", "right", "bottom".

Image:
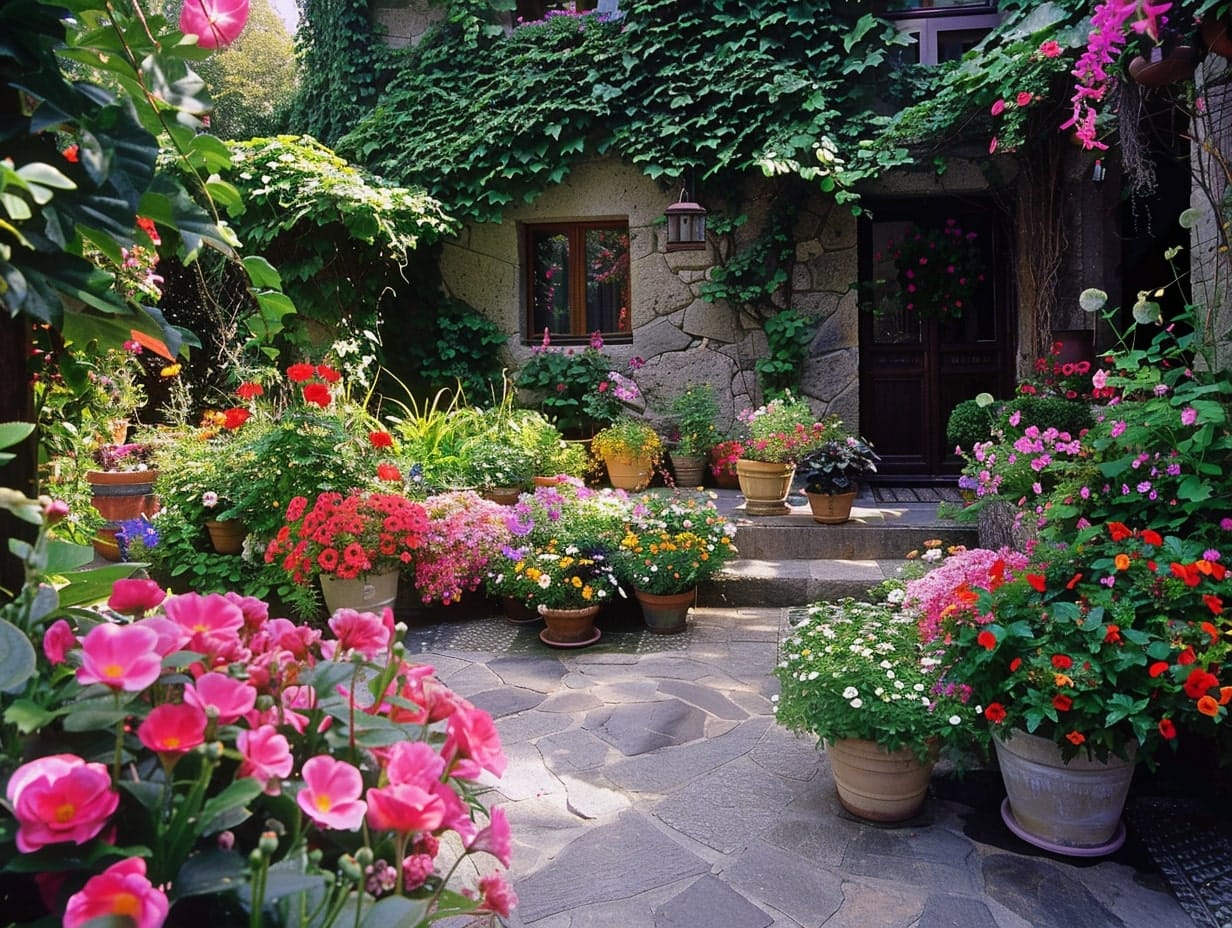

{"left": 410, "top": 610, "right": 1197, "bottom": 928}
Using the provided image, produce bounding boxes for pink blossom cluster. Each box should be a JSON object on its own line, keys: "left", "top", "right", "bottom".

{"left": 904, "top": 546, "right": 1030, "bottom": 643}
{"left": 413, "top": 491, "right": 514, "bottom": 604}
{"left": 7, "top": 578, "right": 515, "bottom": 925}
{"left": 1063, "top": 1, "right": 1172, "bottom": 149}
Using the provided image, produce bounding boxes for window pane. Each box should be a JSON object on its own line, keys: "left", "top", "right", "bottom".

{"left": 936, "top": 27, "right": 992, "bottom": 62}
{"left": 884, "top": 0, "right": 992, "bottom": 10}
{"left": 530, "top": 231, "right": 571, "bottom": 336}
{"left": 585, "top": 228, "right": 630, "bottom": 334}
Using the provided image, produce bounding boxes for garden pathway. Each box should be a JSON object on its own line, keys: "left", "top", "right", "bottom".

{"left": 405, "top": 606, "right": 1200, "bottom": 928}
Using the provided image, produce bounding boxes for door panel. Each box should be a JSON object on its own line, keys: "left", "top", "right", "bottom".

{"left": 859, "top": 200, "right": 1013, "bottom": 478}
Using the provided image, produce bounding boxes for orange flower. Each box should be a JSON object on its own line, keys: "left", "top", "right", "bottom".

{"left": 1065, "top": 731, "right": 1085, "bottom": 745}
{"left": 1222, "top": 687, "right": 1232, "bottom": 706}
{"left": 1113, "top": 553, "right": 1130, "bottom": 571}
{"left": 1197, "top": 695, "right": 1221, "bottom": 717}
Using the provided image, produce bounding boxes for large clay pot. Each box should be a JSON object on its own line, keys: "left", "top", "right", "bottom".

{"left": 205, "top": 519, "right": 247, "bottom": 555}
{"left": 500, "top": 595, "right": 539, "bottom": 625}
{"left": 804, "top": 490, "right": 857, "bottom": 524}
{"left": 735, "top": 459, "right": 795, "bottom": 516}
{"left": 481, "top": 486, "right": 523, "bottom": 506}
{"left": 603, "top": 452, "right": 654, "bottom": 491}
{"left": 87, "top": 470, "right": 159, "bottom": 523}
{"left": 1201, "top": 15, "right": 1232, "bottom": 58}
{"left": 538, "top": 604, "right": 601, "bottom": 647}
{"left": 633, "top": 587, "right": 695, "bottom": 635}
{"left": 1128, "top": 44, "right": 1197, "bottom": 87}
{"left": 993, "top": 729, "right": 1136, "bottom": 856}
{"left": 669, "top": 453, "right": 708, "bottom": 488}
{"left": 320, "top": 570, "right": 400, "bottom": 617}
{"left": 826, "top": 738, "right": 936, "bottom": 823}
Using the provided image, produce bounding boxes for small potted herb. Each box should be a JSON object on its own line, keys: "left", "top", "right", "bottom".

{"left": 667, "top": 385, "right": 720, "bottom": 486}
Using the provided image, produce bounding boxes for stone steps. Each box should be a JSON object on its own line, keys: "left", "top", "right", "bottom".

{"left": 701, "top": 489, "right": 978, "bottom": 607}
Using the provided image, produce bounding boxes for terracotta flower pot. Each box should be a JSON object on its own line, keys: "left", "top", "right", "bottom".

{"left": 633, "top": 587, "right": 695, "bottom": 634}
{"left": 86, "top": 470, "right": 160, "bottom": 523}
{"left": 669, "top": 453, "right": 708, "bottom": 488}
{"left": 538, "top": 604, "right": 601, "bottom": 647}
{"left": 735, "top": 459, "right": 795, "bottom": 515}
{"left": 805, "top": 490, "right": 857, "bottom": 525}
{"left": 826, "top": 738, "right": 936, "bottom": 823}
{"left": 604, "top": 452, "right": 654, "bottom": 491}
{"left": 205, "top": 518, "right": 247, "bottom": 555}
{"left": 481, "top": 486, "right": 523, "bottom": 506}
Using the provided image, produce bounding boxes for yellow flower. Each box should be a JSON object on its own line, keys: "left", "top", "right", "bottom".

{"left": 1054, "top": 673, "right": 1074, "bottom": 688}
{"left": 571, "top": 576, "right": 582, "bottom": 588}
{"left": 582, "top": 586, "right": 593, "bottom": 600}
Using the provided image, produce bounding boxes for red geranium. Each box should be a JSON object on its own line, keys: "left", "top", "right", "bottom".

{"left": 302, "top": 383, "right": 332, "bottom": 408}
{"left": 286, "top": 363, "right": 315, "bottom": 383}
{"left": 236, "top": 381, "right": 264, "bottom": 400}
{"left": 223, "top": 407, "right": 251, "bottom": 430}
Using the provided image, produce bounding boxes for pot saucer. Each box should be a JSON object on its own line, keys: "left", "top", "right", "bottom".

{"left": 1000, "top": 798, "right": 1126, "bottom": 857}
{"left": 539, "top": 628, "right": 602, "bottom": 649}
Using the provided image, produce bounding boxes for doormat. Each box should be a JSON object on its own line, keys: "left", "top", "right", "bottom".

{"left": 1123, "top": 797, "right": 1232, "bottom": 928}
{"left": 870, "top": 486, "right": 965, "bottom": 504}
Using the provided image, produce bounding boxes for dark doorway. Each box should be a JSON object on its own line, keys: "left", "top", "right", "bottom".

{"left": 858, "top": 198, "right": 1014, "bottom": 478}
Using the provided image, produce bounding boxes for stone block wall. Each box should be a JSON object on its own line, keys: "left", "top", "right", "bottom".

{"left": 438, "top": 157, "right": 864, "bottom": 436}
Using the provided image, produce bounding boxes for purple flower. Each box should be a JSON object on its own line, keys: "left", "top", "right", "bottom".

{"left": 1181, "top": 407, "right": 1198, "bottom": 426}
{"left": 1110, "top": 420, "right": 1127, "bottom": 438}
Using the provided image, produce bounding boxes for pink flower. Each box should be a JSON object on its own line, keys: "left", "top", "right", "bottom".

{"left": 327, "top": 608, "right": 391, "bottom": 659}
{"left": 6, "top": 754, "right": 118, "bottom": 852}
{"left": 443, "top": 702, "right": 507, "bottom": 778}
{"left": 1181, "top": 406, "right": 1198, "bottom": 426}
{"left": 43, "top": 619, "right": 76, "bottom": 664}
{"left": 184, "top": 672, "right": 257, "bottom": 725}
{"left": 138, "top": 704, "right": 207, "bottom": 762}
{"left": 76, "top": 622, "right": 162, "bottom": 691}
{"left": 384, "top": 740, "right": 446, "bottom": 789}
{"left": 162, "top": 592, "right": 245, "bottom": 659}
{"left": 297, "top": 756, "right": 367, "bottom": 830}
{"left": 1016, "top": 91, "right": 1033, "bottom": 107}
{"left": 237, "top": 725, "right": 294, "bottom": 794}
{"left": 990, "top": 98, "right": 1006, "bottom": 116}
{"left": 1039, "top": 39, "right": 1062, "bottom": 58}
{"left": 106, "top": 578, "right": 166, "bottom": 616}
{"left": 179, "top": 0, "right": 250, "bottom": 49}
{"left": 366, "top": 783, "right": 446, "bottom": 835}
{"left": 63, "top": 858, "right": 168, "bottom": 928}
{"left": 465, "top": 806, "right": 512, "bottom": 868}
{"left": 477, "top": 873, "right": 518, "bottom": 918}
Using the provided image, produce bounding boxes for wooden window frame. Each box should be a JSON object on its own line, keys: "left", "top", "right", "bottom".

{"left": 523, "top": 220, "right": 631, "bottom": 343}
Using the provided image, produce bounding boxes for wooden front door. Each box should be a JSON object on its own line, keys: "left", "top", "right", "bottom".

{"left": 858, "top": 199, "right": 1013, "bottom": 478}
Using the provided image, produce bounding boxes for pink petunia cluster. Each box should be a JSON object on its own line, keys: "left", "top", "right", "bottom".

{"left": 904, "top": 546, "right": 1031, "bottom": 643}
{"left": 413, "top": 491, "right": 515, "bottom": 604}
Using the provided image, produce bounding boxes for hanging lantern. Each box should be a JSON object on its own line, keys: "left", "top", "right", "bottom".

{"left": 665, "top": 189, "right": 707, "bottom": 252}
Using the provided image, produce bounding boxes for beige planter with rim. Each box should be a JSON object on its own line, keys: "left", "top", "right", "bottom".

{"left": 826, "top": 738, "right": 936, "bottom": 823}
{"left": 735, "top": 459, "right": 795, "bottom": 515}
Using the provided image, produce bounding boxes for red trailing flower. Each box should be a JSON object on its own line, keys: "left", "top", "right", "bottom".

{"left": 302, "top": 383, "right": 332, "bottom": 408}
{"left": 287, "top": 363, "right": 316, "bottom": 383}
{"left": 1183, "top": 668, "right": 1220, "bottom": 699}
{"left": 1065, "top": 730, "right": 1085, "bottom": 746}
{"left": 984, "top": 702, "right": 1007, "bottom": 723}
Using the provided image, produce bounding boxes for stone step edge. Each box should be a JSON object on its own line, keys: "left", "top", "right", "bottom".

{"left": 698, "top": 558, "right": 913, "bottom": 607}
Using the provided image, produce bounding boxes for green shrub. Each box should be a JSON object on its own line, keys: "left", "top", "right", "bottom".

{"left": 1005, "top": 395, "right": 1093, "bottom": 437}
{"left": 946, "top": 398, "right": 996, "bottom": 452}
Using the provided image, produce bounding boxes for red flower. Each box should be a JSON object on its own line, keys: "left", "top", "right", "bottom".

{"left": 1015, "top": 91, "right": 1033, "bottom": 107}
{"left": 1204, "top": 597, "right": 1224, "bottom": 617}
{"left": 1051, "top": 654, "right": 1073, "bottom": 670}
{"left": 1065, "top": 730, "right": 1085, "bottom": 746}
{"left": 984, "top": 702, "right": 1007, "bottom": 723}
{"left": 1009, "top": 657, "right": 1022, "bottom": 672}
{"left": 315, "top": 364, "right": 341, "bottom": 383}
{"left": 1222, "top": 687, "right": 1232, "bottom": 706}
{"left": 1171, "top": 561, "right": 1201, "bottom": 587}
{"left": 135, "top": 216, "right": 160, "bottom": 246}
{"left": 63, "top": 144, "right": 79, "bottom": 163}
{"left": 236, "top": 381, "right": 264, "bottom": 400}
{"left": 977, "top": 630, "right": 997, "bottom": 651}
{"left": 369, "top": 431, "right": 394, "bottom": 449}
{"left": 377, "top": 463, "right": 402, "bottom": 482}
{"left": 1065, "top": 572, "right": 1083, "bottom": 590}
{"left": 1177, "top": 647, "right": 1197, "bottom": 666}
{"left": 1149, "top": 661, "right": 1170, "bottom": 678}
{"left": 1103, "top": 624, "right": 1122, "bottom": 644}
{"left": 1156, "top": 718, "right": 1177, "bottom": 739}
{"left": 287, "top": 363, "right": 315, "bottom": 383}
{"left": 1108, "top": 522, "right": 1132, "bottom": 542}
{"left": 302, "top": 383, "right": 332, "bottom": 408}
{"left": 1141, "top": 529, "right": 1163, "bottom": 546}
{"left": 1053, "top": 694, "right": 1073, "bottom": 712}
{"left": 223, "top": 407, "right": 251, "bottom": 430}
{"left": 1183, "top": 668, "right": 1220, "bottom": 699}
{"left": 1027, "top": 573, "right": 1047, "bottom": 592}
{"left": 1039, "top": 39, "right": 1062, "bottom": 58}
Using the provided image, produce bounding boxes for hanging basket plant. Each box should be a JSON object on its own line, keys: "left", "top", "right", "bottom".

{"left": 881, "top": 219, "right": 984, "bottom": 323}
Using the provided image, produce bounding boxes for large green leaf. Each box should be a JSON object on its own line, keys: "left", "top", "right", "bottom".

{"left": 169, "top": 849, "right": 250, "bottom": 901}
{"left": 0, "top": 619, "right": 37, "bottom": 694}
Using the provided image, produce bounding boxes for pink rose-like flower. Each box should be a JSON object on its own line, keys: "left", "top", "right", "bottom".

{"left": 63, "top": 857, "right": 168, "bottom": 928}
{"left": 1039, "top": 39, "right": 1062, "bottom": 58}
{"left": 43, "top": 619, "right": 76, "bottom": 664}
{"left": 138, "top": 704, "right": 207, "bottom": 762}
{"left": 162, "top": 592, "right": 245, "bottom": 658}
{"left": 237, "top": 725, "right": 294, "bottom": 794}
{"left": 107, "top": 578, "right": 166, "bottom": 616}
{"left": 443, "top": 703, "right": 507, "bottom": 778}
{"left": 990, "top": 98, "right": 1005, "bottom": 116}
{"left": 477, "top": 872, "right": 518, "bottom": 918}
{"left": 184, "top": 672, "right": 257, "bottom": 725}
{"left": 6, "top": 754, "right": 119, "bottom": 852}
{"left": 77, "top": 622, "right": 162, "bottom": 692}
{"left": 297, "top": 756, "right": 366, "bottom": 831}
{"left": 328, "top": 608, "right": 391, "bottom": 659}
{"left": 465, "top": 806, "right": 513, "bottom": 868}
{"left": 180, "top": 0, "right": 250, "bottom": 49}
{"left": 366, "top": 782, "right": 446, "bottom": 836}
{"left": 383, "top": 740, "right": 446, "bottom": 790}
{"left": 134, "top": 616, "right": 190, "bottom": 657}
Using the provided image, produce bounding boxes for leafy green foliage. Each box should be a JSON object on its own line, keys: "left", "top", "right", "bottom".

{"left": 754, "top": 308, "right": 817, "bottom": 399}
{"left": 338, "top": 1, "right": 913, "bottom": 223}
{"left": 384, "top": 297, "right": 508, "bottom": 403}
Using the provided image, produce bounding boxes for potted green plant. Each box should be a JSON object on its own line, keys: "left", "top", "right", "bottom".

{"left": 775, "top": 596, "right": 976, "bottom": 822}
{"left": 735, "top": 393, "right": 837, "bottom": 515}
{"left": 463, "top": 441, "right": 536, "bottom": 503}
{"left": 667, "top": 385, "right": 720, "bottom": 487}
{"left": 591, "top": 417, "right": 664, "bottom": 491}
{"left": 529, "top": 542, "right": 624, "bottom": 647}
{"left": 614, "top": 491, "right": 737, "bottom": 633}
{"left": 796, "top": 436, "right": 880, "bottom": 524}
{"left": 939, "top": 521, "right": 1232, "bottom": 854}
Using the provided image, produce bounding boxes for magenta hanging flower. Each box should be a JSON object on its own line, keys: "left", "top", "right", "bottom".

{"left": 180, "top": 0, "right": 250, "bottom": 49}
